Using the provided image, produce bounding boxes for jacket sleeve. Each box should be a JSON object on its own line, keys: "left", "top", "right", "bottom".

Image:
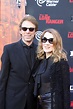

{"left": 61, "top": 60, "right": 70, "bottom": 109}
{"left": 0, "top": 46, "right": 10, "bottom": 109}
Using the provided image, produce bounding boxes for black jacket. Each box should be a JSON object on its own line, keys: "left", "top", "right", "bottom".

{"left": 33, "top": 59, "right": 70, "bottom": 109}
{"left": 0, "top": 39, "right": 37, "bottom": 109}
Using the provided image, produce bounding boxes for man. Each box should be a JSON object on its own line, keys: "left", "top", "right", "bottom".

{"left": 0, "top": 15, "right": 38, "bottom": 109}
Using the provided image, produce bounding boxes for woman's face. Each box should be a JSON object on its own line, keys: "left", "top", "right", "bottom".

{"left": 41, "top": 32, "right": 54, "bottom": 54}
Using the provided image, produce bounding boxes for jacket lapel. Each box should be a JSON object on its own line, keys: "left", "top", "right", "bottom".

{"left": 31, "top": 45, "right": 36, "bottom": 69}
{"left": 17, "top": 40, "right": 37, "bottom": 70}
{"left": 17, "top": 40, "right": 29, "bottom": 68}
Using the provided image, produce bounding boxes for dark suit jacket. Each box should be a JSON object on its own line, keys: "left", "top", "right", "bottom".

{"left": 0, "top": 39, "right": 37, "bottom": 109}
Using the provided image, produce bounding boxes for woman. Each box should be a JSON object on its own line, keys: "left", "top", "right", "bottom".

{"left": 33, "top": 28, "right": 70, "bottom": 109}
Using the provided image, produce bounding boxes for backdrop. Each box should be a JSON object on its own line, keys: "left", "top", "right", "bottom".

{"left": 0, "top": 0, "right": 25, "bottom": 69}
{"left": 25, "top": 0, "right": 73, "bottom": 108}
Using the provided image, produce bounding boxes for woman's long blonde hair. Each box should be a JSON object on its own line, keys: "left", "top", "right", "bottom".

{"left": 37, "top": 28, "right": 68, "bottom": 62}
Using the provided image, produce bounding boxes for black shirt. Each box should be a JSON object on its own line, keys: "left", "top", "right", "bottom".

{"left": 20, "top": 39, "right": 34, "bottom": 69}
{"left": 37, "top": 57, "right": 53, "bottom": 94}
{"left": 39, "top": 57, "right": 53, "bottom": 83}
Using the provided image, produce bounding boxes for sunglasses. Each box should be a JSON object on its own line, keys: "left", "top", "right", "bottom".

{"left": 21, "top": 27, "right": 35, "bottom": 32}
{"left": 41, "top": 37, "right": 53, "bottom": 44}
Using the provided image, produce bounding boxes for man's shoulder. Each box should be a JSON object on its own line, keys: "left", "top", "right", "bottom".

{"left": 4, "top": 40, "right": 20, "bottom": 48}
{"left": 3, "top": 40, "right": 21, "bottom": 51}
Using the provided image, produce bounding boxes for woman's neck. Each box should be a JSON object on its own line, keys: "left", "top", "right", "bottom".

{"left": 46, "top": 52, "right": 52, "bottom": 59}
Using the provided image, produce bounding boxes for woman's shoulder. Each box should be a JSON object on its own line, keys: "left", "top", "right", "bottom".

{"left": 54, "top": 58, "right": 68, "bottom": 65}
{"left": 54, "top": 59, "right": 69, "bottom": 72}
{"left": 58, "top": 59, "right": 69, "bottom": 67}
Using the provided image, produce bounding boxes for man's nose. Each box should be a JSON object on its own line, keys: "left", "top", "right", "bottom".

{"left": 26, "top": 29, "right": 30, "bottom": 32}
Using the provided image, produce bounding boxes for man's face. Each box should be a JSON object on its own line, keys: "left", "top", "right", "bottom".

{"left": 20, "top": 20, "right": 36, "bottom": 45}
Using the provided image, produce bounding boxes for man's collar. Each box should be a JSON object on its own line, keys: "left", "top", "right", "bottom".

{"left": 20, "top": 39, "right": 34, "bottom": 48}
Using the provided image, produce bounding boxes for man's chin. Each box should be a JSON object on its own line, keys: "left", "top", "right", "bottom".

{"left": 26, "top": 40, "right": 32, "bottom": 42}
{"left": 26, "top": 39, "right": 33, "bottom": 42}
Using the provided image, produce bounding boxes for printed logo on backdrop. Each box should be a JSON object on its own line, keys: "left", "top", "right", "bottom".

{"left": 69, "top": 0, "right": 73, "bottom": 3}
{"left": 35, "top": 0, "right": 59, "bottom": 7}
{"left": 71, "top": 16, "right": 73, "bottom": 22}
{"left": 35, "top": 31, "right": 43, "bottom": 41}
{"left": 70, "top": 67, "right": 73, "bottom": 73}
{"left": 39, "top": 14, "right": 64, "bottom": 24}
{"left": 70, "top": 51, "right": 73, "bottom": 57}
{"left": 68, "top": 32, "right": 73, "bottom": 38}
{"left": 71, "top": 101, "right": 73, "bottom": 108}
{"left": 70, "top": 85, "right": 73, "bottom": 92}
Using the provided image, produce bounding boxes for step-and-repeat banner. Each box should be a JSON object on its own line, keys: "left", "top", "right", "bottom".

{"left": 25, "top": 0, "right": 73, "bottom": 108}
